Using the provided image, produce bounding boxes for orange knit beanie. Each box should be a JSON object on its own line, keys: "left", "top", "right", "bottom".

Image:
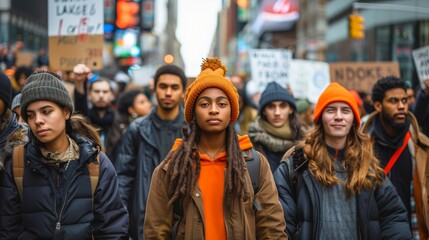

{"left": 184, "top": 57, "right": 239, "bottom": 124}
{"left": 313, "top": 82, "right": 361, "bottom": 126}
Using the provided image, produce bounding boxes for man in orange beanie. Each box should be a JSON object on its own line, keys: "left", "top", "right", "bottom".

{"left": 274, "top": 81, "right": 411, "bottom": 239}
{"left": 144, "top": 57, "right": 287, "bottom": 239}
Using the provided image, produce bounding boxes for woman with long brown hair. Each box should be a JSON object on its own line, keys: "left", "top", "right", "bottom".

{"left": 144, "top": 58, "right": 287, "bottom": 239}
{"left": 274, "top": 82, "right": 410, "bottom": 239}
{"left": 0, "top": 71, "right": 128, "bottom": 239}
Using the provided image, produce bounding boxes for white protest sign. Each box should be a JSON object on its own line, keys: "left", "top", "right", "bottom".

{"left": 249, "top": 49, "right": 292, "bottom": 92}
{"left": 412, "top": 46, "right": 429, "bottom": 89}
{"left": 289, "top": 60, "right": 330, "bottom": 103}
{"left": 48, "top": 0, "right": 104, "bottom": 70}
{"left": 129, "top": 65, "right": 156, "bottom": 86}
{"left": 48, "top": 0, "right": 103, "bottom": 37}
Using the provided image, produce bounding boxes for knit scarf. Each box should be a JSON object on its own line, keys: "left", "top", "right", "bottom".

{"left": 88, "top": 107, "right": 114, "bottom": 131}
{"left": 0, "top": 109, "right": 18, "bottom": 146}
{"left": 40, "top": 135, "right": 80, "bottom": 168}
{"left": 248, "top": 118, "right": 295, "bottom": 153}
{"left": 260, "top": 118, "right": 292, "bottom": 139}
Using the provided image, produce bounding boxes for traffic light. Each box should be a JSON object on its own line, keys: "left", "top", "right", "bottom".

{"left": 349, "top": 13, "right": 365, "bottom": 39}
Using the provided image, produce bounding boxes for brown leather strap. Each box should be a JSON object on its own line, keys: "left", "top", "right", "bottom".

{"left": 13, "top": 145, "right": 25, "bottom": 199}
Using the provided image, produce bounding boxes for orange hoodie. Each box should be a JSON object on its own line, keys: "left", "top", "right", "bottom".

{"left": 170, "top": 135, "right": 253, "bottom": 240}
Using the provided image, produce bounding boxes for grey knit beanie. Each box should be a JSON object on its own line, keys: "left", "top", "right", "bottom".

{"left": 11, "top": 93, "right": 22, "bottom": 111}
{"left": 20, "top": 71, "right": 74, "bottom": 122}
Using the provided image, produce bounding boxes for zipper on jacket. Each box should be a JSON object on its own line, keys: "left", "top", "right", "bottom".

{"left": 55, "top": 169, "right": 80, "bottom": 230}
{"left": 56, "top": 172, "right": 60, "bottom": 188}
{"left": 54, "top": 150, "right": 98, "bottom": 230}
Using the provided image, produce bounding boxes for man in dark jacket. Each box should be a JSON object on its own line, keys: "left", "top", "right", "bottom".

{"left": 275, "top": 82, "right": 411, "bottom": 239}
{"left": 73, "top": 65, "right": 115, "bottom": 154}
{"left": 115, "top": 64, "right": 187, "bottom": 240}
{"left": 361, "top": 76, "right": 429, "bottom": 239}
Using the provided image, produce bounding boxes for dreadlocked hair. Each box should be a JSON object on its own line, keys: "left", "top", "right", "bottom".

{"left": 162, "top": 120, "right": 248, "bottom": 207}
{"left": 224, "top": 123, "right": 248, "bottom": 205}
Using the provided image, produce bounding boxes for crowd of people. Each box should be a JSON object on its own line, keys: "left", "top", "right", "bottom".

{"left": 0, "top": 54, "right": 428, "bottom": 239}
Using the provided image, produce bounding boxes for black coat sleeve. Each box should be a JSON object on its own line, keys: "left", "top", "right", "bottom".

{"left": 376, "top": 178, "right": 412, "bottom": 240}
{"left": 273, "top": 158, "right": 297, "bottom": 238}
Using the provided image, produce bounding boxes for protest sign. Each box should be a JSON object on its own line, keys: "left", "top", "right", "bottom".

{"left": 249, "top": 49, "right": 292, "bottom": 92}
{"left": 412, "top": 46, "right": 429, "bottom": 89}
{"left": 289, "top": 60, "right": 330, "bottom": 103}
{"left": 48, "top": 0, "right": 104, "bottom": 70}
{"left": 329, "top": 62, "right": 400, "bottom": 92}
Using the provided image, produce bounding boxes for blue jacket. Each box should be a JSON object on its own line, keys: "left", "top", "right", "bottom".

{"left": 274, "top": 157, "right": 411, "bottom": 240}
{"left": 0, "top": 133, "right": 129, "bottom": 239}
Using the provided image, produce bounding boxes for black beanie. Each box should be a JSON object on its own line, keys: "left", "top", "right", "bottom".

{"left": 154, "top": 64, "right": 187, "bottom": 90}
{"left": 20, "top": 71, "right": 74, "bottom": 122}
{"left": 0, "top": 71, "right": 12, "bottom": 109}
{"left": 259, "top": 81, "right": 296, "bottom": 115}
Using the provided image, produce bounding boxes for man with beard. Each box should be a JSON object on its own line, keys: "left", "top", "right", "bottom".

{"left": 75, "top": 75, "right": 115, "bottom": 150}
{"left": 114, "top": 64, "right": 187, "bottom": 240}
{"left": 361, "top": 76, "right": 429, "bottom": 239}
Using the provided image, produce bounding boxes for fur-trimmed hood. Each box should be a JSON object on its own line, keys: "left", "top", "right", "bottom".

{"left": 0, "top": 123, "right": 29, "bottom": 170}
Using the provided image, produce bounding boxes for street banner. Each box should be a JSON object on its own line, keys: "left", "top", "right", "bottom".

{"left": 289, "top": 60, "right": 330, "bottom": 103}
{"left": 48, "top": 0, "right": 104, "bottom": 70}
{"left": 329, "top": 62, "right": 400, "bottom": 92}
{"left": 249, "top": 49, "right": 292, "bottom": 92}
{"left": 412, "top": 46, "right": 429, "bottom": 90}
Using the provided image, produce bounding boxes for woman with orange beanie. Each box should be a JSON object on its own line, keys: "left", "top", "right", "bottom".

{"left": 144, "top": 58, "right": 287, "bottom": 239}
{"left": 274, "top": 82, "right": 410, "bottom": 239}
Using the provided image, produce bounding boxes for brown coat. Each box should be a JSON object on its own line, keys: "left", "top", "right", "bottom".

{"left": 361, "top": 112, "right": 429, "bottom": 239}
{"left": 143, "top": 151, "right": 287, "bottom": 240}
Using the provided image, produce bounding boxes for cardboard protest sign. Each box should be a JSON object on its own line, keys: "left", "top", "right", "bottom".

{"left": 329, "top": 62, "right": 400, "bottom": 92}
{"left": 48, "top": 0, "right": 104, "bottom": 70}
{"left": 15, "top": 52, "right": 34, "bottom": 67}
{"left": 249, "top": 49, "right": 292, "bottom": 92}
{"left": 412, "top": 46, "right": 429, "bottom": 90}
{"left": 289, "top": 60, "right": 330, "bottom": 103}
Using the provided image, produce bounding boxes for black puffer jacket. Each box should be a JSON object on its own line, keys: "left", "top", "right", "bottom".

{"left": 274, "top": 157, "right": 411, "bottom": 240}
{"left": 0, "top": 133, "right": 129, "bottom": 239}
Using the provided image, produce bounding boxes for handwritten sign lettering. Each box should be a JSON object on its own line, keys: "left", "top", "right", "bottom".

{"left": 329, "top": 62, "right": 400, "bottom": 92}
{"left": 48, "top": 0, "right": 104, "bottom": 70}
{"left": 249, "top": 49, "right": 292, "bottom": 92}
{"left": 412, "top": 46, "right": 429, "bottom": 89}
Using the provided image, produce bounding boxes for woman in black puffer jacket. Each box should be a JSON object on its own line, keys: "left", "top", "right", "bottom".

{"left": 0, "top": 71, "right": 128, "bottom": 239}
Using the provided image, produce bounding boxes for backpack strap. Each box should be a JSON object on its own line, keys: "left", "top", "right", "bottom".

{"left": 88, "top": 154, "right": 100, "bottom": 205}
{"left": 243, "top": 148, "right": 262, "bottom": 211}
{"left": 243, "top": 148, "right": 260, "bottom": 193}
{"left": 13, "top": 145, "right": 25, "bottom": 200}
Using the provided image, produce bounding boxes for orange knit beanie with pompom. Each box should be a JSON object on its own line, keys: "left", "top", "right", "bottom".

{"left": 184, "top": 57, "right": 239, "bottom": 124}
